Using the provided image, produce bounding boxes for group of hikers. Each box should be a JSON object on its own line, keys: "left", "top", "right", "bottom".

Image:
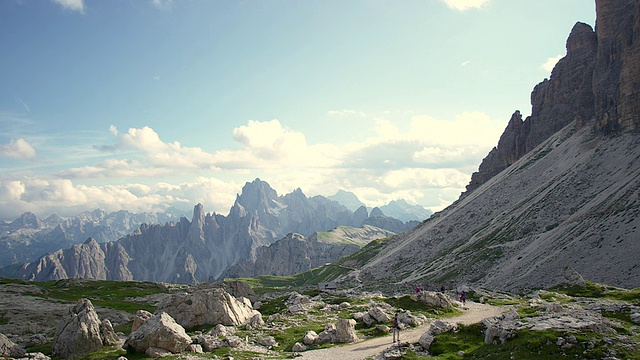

{"left": 391, "top": 284, "right": 467, "bottom": 343}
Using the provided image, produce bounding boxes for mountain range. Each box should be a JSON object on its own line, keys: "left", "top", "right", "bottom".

{"left": 328, "top": 190, "right": 433, "bottom": 222}
{"left": 332, "top": 0, "right": 640, "bottom": 292}
{"left": 3, "top": 179, "right": 417, "bottom": 283}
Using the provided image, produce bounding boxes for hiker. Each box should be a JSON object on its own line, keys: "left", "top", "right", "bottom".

{"left": 391, "top": 313, "right": 400, "bottom": 343}
{"left": 460, "top": 290, "right": 467, "bottom": 304}
{"left": 414, "top": 284, "right": 420, "bottom": 293}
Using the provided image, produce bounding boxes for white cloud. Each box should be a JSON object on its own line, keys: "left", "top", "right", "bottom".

{"left": 53, "top": 0, "right": 85, "bottom": 13}
{"left": 326, "top": 109, "right": 366, "bottom": 118}
{"left": 442, "top": 0, "right": 490, "bottom": 11}
{"left": 460, "top": 60, "right": 471, "bottom": 67}
{"left": 152, "top": 0, "right": 172, "bottom": 10}
{"left": 1, "top": 110, "right": 508, "bottom": 220}
{"left": 0, "top": 138, "right": 36, "bottom": 160}
{"left": 541, "top": 54, "right": 563, "bottom": 73}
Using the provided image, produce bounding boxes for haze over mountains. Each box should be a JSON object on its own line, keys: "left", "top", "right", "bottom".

{"left": 333, "top": 0, "right": 640, "bottom": 292}
{"left": 2, "top": 179, "right": 422, "bottom": 283}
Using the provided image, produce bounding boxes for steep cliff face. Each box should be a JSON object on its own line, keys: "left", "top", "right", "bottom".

{"left": 339, "top": 0, "right": 640, "bottom": 291}
{"left": 466, "top": 0, "right": 640, "bottom": 193}
{"left": 593, "top": 0, "right": 640, "bottom": 133}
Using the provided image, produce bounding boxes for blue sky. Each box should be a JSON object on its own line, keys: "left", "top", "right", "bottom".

{"left": 0, "top": 0, "right": 596, "bottom": 220}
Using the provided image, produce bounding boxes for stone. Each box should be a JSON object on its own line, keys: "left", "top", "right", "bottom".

{"left": 132, "top": 310, "right": 153, "bottom": 332}
{"left": 100, "top": 319, "right": 119, "bottom": 346}
{"left": 52, "top": 299, "right": 105, "bottom": 359}
{"left": 292, "top": 342, "right": 307, "bottom": 352}
{"left": 335, "top": 319, "right": 358, "bottom": 343}
{"left": 188, "top": 344, "right": 203, "bottom": 353}
{"left": 259, "top": 336, "right": 277, "bottom": 347}
{"left": 317, "top": 323, "right": 337, "bottom": 343}
{"left": 225, "top": 335, "right": 244, "bottom": 348}
{"left": 156, "top": 288, "right": 259, "bottom": 329}
{"left": 0, "top": 332, "right": 26, "bottom": 358}
{"left": 368, "top": 306, "right": 390, "bottom": 323}
{"left": 415, "top": 291, "right": 454, "bottom": 308}
{"left": 302, "top": 330, "right": 318, "bottom": 345}
{"left": 193, "top": 335, "right": 222, "bottom": 352}
{"left": 145, "top": 346, "right": 172, "bottom": 358}
{"left": 124, "top": 312, "right": 191, "bottom": 354}
{"left": 339, "top": 302, "right": 351, "bottom": 309}
{"left": 418, "top": 333, "right": 435, "bottom": 350}
{"left": 246, "top": 313, "right": 264, "bottom": 330}
{"left": 630, "top": 313, "right": 640, "bottom": 325}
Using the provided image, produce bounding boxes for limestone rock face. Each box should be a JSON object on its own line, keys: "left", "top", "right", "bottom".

{"left": 124, "top": 312, "right": 191, "bottom": 354}
{"left": 132, "top": 310, "right": 153, "bottom": 332}
{"left": 156, "top": 288, "right": 259, "bottom": 329}
{"left": 0, "top": 332, "right": 26, "bottom": 358}
{"left": 467, "top": 21, "right": 598, "bottom": 194}
{"left": 52, "top": 299, "right": 105, "bottom": 359}
{"left": 335, "top": 319, "right": 358, "bottom": 343}
{"left": 593, "top": 0, "right": 640, "bottom": 133}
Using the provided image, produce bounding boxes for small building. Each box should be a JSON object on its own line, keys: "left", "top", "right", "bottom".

{"left": 318, "top": 282, "right": 337, "bottom": 291}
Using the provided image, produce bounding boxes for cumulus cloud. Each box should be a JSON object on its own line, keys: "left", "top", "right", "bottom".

{"left": 541, "top": 54, "right": 563, "bottom": 73}
{"left": 0, "top": 138, "right": 37, "bottom": 160}
{"left": 1, "top": 110, "right": 507, "bottom": 219}
{"left": 53, "top": 0, "right": 85, "bottom": 13}
{"left": 442, "top": 0, "right": 490, "bottom": 11}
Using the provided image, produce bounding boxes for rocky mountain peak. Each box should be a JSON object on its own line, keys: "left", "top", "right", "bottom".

{"left": 10, "top": 212, "right": 41, "bottom": 230}
{"left": 236, "top": 178, "right": 279, "bottom": 211}
{"left": 566, "top": 22, "right": 597, "bottom": 53}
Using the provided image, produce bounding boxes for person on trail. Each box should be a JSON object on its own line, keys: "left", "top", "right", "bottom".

{"left": 460, "top": 290, "right": 467, "bottom": 305}
{"left": 392, "top": 313, "right": 400, "bottom": 343}
{"left": 415, "top": 284, "right": 420, "bottom": 293}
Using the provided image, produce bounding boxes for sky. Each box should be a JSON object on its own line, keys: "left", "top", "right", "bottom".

{"left": 0, "top": 0, "right": 596, "bottom": 221}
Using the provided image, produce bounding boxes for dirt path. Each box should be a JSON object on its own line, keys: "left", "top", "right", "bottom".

{"left": 299, "top": 302, "right": 505, "bottom": 360}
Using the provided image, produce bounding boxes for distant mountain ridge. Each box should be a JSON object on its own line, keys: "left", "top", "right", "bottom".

{"left": 0, "top": 208, "right": 188, "bottom": 269}
{"left": 6, "top": 179, "right": 418, "bottom": 284}
{"left": 327, "top": 190, "right": 433, "bottom": 222}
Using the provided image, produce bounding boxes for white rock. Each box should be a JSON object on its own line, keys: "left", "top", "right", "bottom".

{"left": 124, "top": 312, "right": 191, "bottom": 354}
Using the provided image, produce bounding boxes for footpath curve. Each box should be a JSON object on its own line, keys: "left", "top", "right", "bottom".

{"left": 299, "top": 301, "right": 505, "bottom": 360}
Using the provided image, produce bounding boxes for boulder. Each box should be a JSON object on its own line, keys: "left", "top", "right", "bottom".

{"left": 188, "top": 344, "right": 203, "bottom": 353}
{"left": 415, "top": 291, "right": 454, "bottom": 308}
{"left": 630, "top": 313, "right": 640, "bottom": 325}
{"left": 124, "top": 312, "right": 191, "bottom": 354}
{"left": 52, "top": 299, "right": 105, "bottom": 359}
{"left": 303, "top": 330, "right": 319, "bottom": 345}
{"left": 418, "top": 333, "right": 435, "bottom": 350}
{"left": 193, "top": 335, "right": 222, "bottom": 352}
{"left": 336, "top": 319, "right": 358, "bottom": 343}
{"left": 257, "top": 336, "right": 276, "bottom": 348}
{"left": 156, "top": 288, "right": 259, "bottom": 329}
{"left": 292, "top": 342, "right": 307, "bottom": 352}
{"left": 317, "top": 323, "right": 337, "bottom": 343}
{"left": 0, "top": 332, "right": 26, "bottom": 358}
{"left": 100, "top": 319, "right": 119, "bottom": 346}
{"left": 246, "top": 313, "right": 265, "bottom": 329}
{"left": 132, "top": 310, "right": 153, "bottom": 332}
{"left": 419, "top": 320, "right": 454, "bottom": 350}
{"left": 368, "top": 306, "right": 390, "bottom": 323}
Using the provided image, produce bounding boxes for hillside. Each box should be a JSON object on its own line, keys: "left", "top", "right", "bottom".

{"left": 333, "top": 0, "right": 640, "bottom": 292}
{"left": 223, "top": 225, "right": 394, "bottom": 278}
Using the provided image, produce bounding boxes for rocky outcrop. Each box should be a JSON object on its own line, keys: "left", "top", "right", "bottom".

{"left": 414, "top": 291, "right": 454, "bottom": 308}
{"left": 52, "top": 299, "right": 117, "bottom": 359}
{"left": 593, "top": 0, "right": 640, "bottom": 133}
{"left": 124, "top": 312, "right": 191, "bottom": 354}
{"left": 466, "top": 21, "right": 598, "bottom": 193}
{"left": 224, "top": 226, "right": 394, "bottom": 278}
{"left": 335, "top": 319, "right": 358, "bottom": 343}
{"left": 467, "top": 0, "right": 640, "bottom": 193}
{"left": 0, "top": 332, "right": 26, "bottom": 358}
{"left": 155, "top": 288, "right": 259, "bottom": 329}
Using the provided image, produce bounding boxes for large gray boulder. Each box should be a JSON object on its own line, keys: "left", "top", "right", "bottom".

{"left": 415, "top": 291, "right": 454, "bottom": 308}
{"left": 132, "top": 309, "right": 153, "bottom": 332}
{"left": 156, "top": 288, "right": 259, "bottom": 329}
{"left": 124, "top": 312, "right": 191, "bottom": 354}
{"left": 335, "top": 319, "right": 358, "bottom": 343}
{"left": 0, "top": 332, "right": 26, "bottom": 358}
{"left": 52, "top": 299, "right": 113, "bottom": 359}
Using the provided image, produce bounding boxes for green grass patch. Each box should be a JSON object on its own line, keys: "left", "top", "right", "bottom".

{"left": 429, "top": 323, "right": 485, "bottom": 358}
{"left": 551, "top": 281, "right": 640, "bottom": 303}
{"left": 384, "top": 295, "right": 462, "bottom": 319}
{"left": 27, "top": 279, "right": 165, "bottom": 313}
